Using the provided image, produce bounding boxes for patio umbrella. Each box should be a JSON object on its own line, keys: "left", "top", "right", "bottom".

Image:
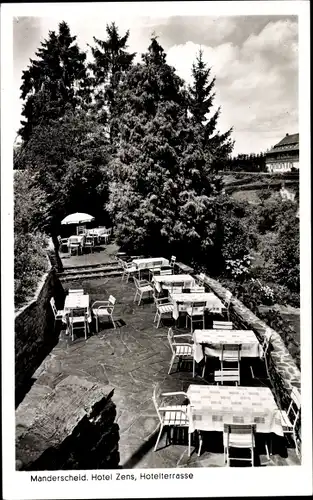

{"left": 61, "top": 212, "right": 95, "bottom": 225}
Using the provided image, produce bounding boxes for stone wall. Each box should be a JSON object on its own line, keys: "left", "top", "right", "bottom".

{"left": 197, "top": 274, "right": 301, "bottom": 448}
{"left": 16, "top": 375, "right": 119, "bottom": 470}
{"left": 15, "top": 266, "right": 65, "bottom": 407}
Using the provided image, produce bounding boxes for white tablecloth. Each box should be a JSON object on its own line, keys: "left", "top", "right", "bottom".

{"left": 68, "top": 235, "right": 85, "bottom": 245}
{"left": 132, "top": 257, "right": 169, "bottom": 271}
{"left": 88, "top": 227, "right": 107, "bottom": 237}
{"left": 152, "top": 274, "right": 195, "bottom": 293}
{"left": 193, "top": 329, "right": 260, "bottom": 363}
{"left": 169, "top": 292, "right": 224, "bottom": 320}
{"left": 63, "top": 294, "right": 92, "bottom": 323}
{"left": 187, "top": 385, "right": 283, "bottom": 436}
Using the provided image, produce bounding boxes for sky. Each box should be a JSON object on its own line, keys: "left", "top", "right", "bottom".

{"left": 13, "top": 13, "right": 299, "bottom": 155}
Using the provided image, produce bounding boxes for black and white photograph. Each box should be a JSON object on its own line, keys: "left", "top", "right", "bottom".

{"left": 1, "top": 1, "right": 312, "bottom": 499}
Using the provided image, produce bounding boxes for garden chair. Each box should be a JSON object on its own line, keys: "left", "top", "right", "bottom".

{"left": 250, "top": 328, "right": 272, "bottom": 384}
{"left": 167, "top": 327, "right": 193, "bottom": 374}
{"left": 186, "top": 301, "right": 206, "bottom": 333}
{"left": 279, "top": 386, "right": 301, "bottom": 456}
{"left": 84, "top": 236, "right": 94, "bottom": 253}
{"left": 67, "top": 308, "right": 89, "bottom": 341}
{"left": 68, "top": 288, "right": 84, "bottom": 294}
{"left": 59, "top": 237, "right": 69, "bottom": 252}
{"left": 50, "top": 297, "right": 64, "bottom": 327}
{"left": 213, "top": 321, "right": 233, "bottom": 330}
{"left": 216, "top": 344, "right": 241, "bottom": 385}
{"left": 133, "top": 277, "right": 153, "bottom": 305}
{"left": 170, "top": 255, "right": 176, "bottom": 268}
{"left": 223, "top": 290, "right": 232, "bottom": 320}
{"left": 159, "top": 268, "right": 173, "bottom": 276}
{"left": 189, "top": 286, "right": 205, "bottom": 293}
{"left": 154, "top": 295, "right": 174, "bottom": 328}
{"left": 92, "top": 295, "right": 116, "bottom": 332}
{"left": 198, "top": 272, "right": 206, "bottom": 287}
{"left": 152, "top": 384, "right": 195, "bottom": 455}
{"left": 69, "top": 242, "right": 82, "bottom": 255}
{"left": 214, "top": 367, "right": 240, "bottom": 385}
{"left": 223, "top": 424, "right": 256, "bottom": 467}
{"left": 121, "top": 260, "right": 138, "bottom": 282}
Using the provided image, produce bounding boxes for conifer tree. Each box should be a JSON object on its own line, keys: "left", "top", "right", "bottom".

{"left": 89, "top": 22, "right": 136, "bottom": 141}
{"left": 19, "top": 21, "right": 90, "bottom": 142}
{"left": 188, "top": 49, "right": 233, "bottom": 169}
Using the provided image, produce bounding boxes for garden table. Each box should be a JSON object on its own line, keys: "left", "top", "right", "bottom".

{"left": 152, "top": 274, "right": 195, "bottom": 293}
{"left": 63, "top": 293, "right": 92, "bottom": 323}
{"left": 132, "top": 257, "right": 169, "bottom": 279}
{"left": 193, "top": 329, "right": 260, "bottom": 363}
{"left": 187, "top": 384, "right": 283, "bottom": 436}
{"left": 169, "top": 291, "right": 224, "bottom": 320}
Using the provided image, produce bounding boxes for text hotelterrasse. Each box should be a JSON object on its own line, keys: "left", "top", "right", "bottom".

{"left": 30, "top": 472, "right": 194, "bottom": 482}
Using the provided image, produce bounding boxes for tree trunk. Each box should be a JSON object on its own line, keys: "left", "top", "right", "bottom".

{"left": 51, "top": 233, "right": 64, "bottom": 273}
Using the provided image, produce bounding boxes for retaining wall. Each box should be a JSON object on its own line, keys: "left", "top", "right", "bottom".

{"left": 15, "top": 265, "right": 65, "bottom": 407}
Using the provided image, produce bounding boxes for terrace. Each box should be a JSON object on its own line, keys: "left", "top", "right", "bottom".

{"left": 15, "top": 243, "right": 300, "bottom": 469}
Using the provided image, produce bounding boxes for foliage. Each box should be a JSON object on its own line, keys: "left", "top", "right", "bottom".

{"left": 225, "top": 254, "right": 254, "bottom": 280}
{"left": 19, "top": 21, "right": 90, "bottom": 142}
{"left": 89, "top": 22, "right": 136, "bottom": 142}
{"left": 16, "top": 109, "right": 111, "bottom": 238}
{"left": 107, "top": 38, "right": 237, "bottom": 272}
{"left": 14, "top": 171, "right": 49, "bottom": 307}
{"left": 223, "top": 151, "right": 267, "bottom": 172}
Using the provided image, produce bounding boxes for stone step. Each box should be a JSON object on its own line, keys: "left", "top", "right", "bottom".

{"left": 59, "top": 269, "right": 123, "bottom": 282}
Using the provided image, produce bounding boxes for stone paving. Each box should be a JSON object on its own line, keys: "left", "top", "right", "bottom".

{"left": 32, "top": 270, "right": 300, "bottom": 469}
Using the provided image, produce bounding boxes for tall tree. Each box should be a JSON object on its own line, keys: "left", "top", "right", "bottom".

{"left": 89, "top": 22, "right": 136, "bottom": 142}
{"left": 17, "top": 108, "right": 111, "bottom": 270}
{"left": 107, "top": 37, "right": 225, "bottom": 267}
{"left": 188, "top": 49, "right": 233, "bottom": 169}
{"left": 19, "top": 21, "right": 90, "bottom": 142}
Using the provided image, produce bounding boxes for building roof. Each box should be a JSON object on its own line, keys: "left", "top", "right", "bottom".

{"left": 266, "top": 133, "right": 299, "bottom": 156}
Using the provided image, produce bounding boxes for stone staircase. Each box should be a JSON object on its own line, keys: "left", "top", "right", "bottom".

{"left": 58, "top": 261, "right": 123, "bottom": 282}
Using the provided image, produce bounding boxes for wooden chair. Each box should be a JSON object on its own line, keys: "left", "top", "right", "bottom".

{"left": 133, "top": 277, "right": 153, "bottom": 305}
{"left": 223, "top": 424, "right": 256, "bottom": 466}
{"left": 152, "top": 384, "right": 194, "bottom": 455}
{"left": 167, "top": 327, "right": 193, "bottom": 374}
{"left": 50, "top": 297, "right": 64, "bottom": 327}
{"left": 213, "top": 321, "right": 233, "bottom": 330}
{"left": 186, "top": 301, "right": 206, "bottom": 333}
{"left": 218, "top": 344, "right": 242, "bottom": 384}
{"left": 84, "top": 236, "right": 94, "bottom": 253}
{"left": 154, "top": 296, "right": 174, "bottom": 328}
{"left": 214, "top": 368, "right": 240, "bottom": 385}
{"left": 198, "top": 272, "right": 206, "bottom": 287}
{"left": 92, "top": 295, "right": 116, "bottom": 331}
{"left": 121, "top": 260, "right": 138, "bottom": 282}
{"left": 280, "top": 387, "right": 301, "bottom": 456}
{"left": 69, "top": 242, "right": 82, "bottom": 255}
{"left": 223, "top": 290, "right": 232, "bottom": 320}
{"left": 67, "top": 308, "right": 89, "bottom": 341}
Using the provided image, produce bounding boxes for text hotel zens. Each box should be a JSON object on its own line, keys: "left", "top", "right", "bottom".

{"left": 30, "top": 472, "right": 194, "bottom": 482}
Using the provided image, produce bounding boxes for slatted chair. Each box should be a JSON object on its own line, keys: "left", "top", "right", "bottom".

{"left": 279, "top": 387, "right": 301, "bottom": 456}
{"left": 159, "top": 268, "right": 173, "bottom": 276}
{"left": 213, "top": 321, "right": 233, "bottom": 330}
{"left": 121, "top": 259, "right": 138, "bottom": 282}
{"left": 223, "top": 290, "right": 232, "bottom": 320}
{"left": 50, "top": 297, "right": 64, "bottom": 327}
{"left": 186, "top": 301, "right": 206, "bottom": 333}
{"left": 250, "top": 328, "right": 272, "bottom": 383}
{"left": 67, "top": 308, "right": 89, "bottom": 341}
{"left": 219, "top": 343, "right": 241, "bottom": 385}
{"left": 60, "top": 238, "right": 69, "bottom": 252}
{"left": 84, "top": 236, "right": 94, "bottom": 253}
{"left": 154, "top": 296, "right": 174, "bottom": 328}
{"left": 223, "top": 424, "right": 256, "bottom": 467}
{"left": 68, "top": 289, "right": 84, "bottom": 294}
{"left": 214, "top": 368, "right": 240, "bottom": 385}
{"left": 92, "top": 295, "right": 116, "bottom": 332}
{"left": 152, "top": 385, "right": 194, "bottom": 455}
{"left": 167, "top": 327, "right": 193, "bottom": 374}
{"left": 198, "top": 272, "right": 206, "bottom": 287}
{"left": 170, "top": 255, "right": 176, "bottom": 268}
{"left": 133, "top": 277, "right": 154, "bottom": 305}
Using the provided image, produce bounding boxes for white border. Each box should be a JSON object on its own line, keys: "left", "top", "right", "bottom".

{"left": 1, "top": 2, "right": 311, "bottom": 499}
